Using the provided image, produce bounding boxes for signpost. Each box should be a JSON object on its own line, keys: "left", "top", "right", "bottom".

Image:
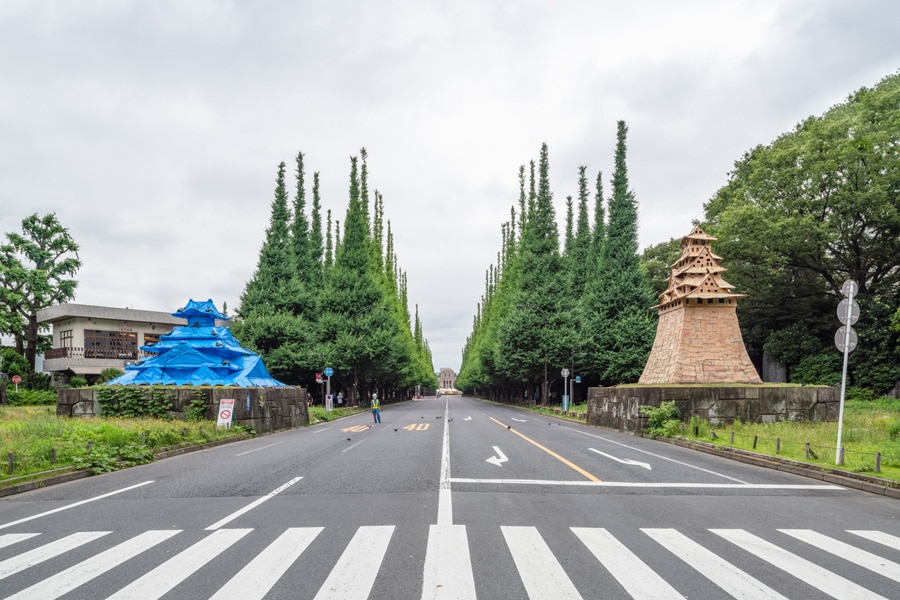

{"left": 561, "top": 368, "right": 570, "bottom": 411}
{"left": 217, "top": 398, "right": 235, "bottom": 428}
{"left": 835, "top": 280, "right": 859, "bottom": 465}
{"left": 12, "top": 375, "right": 20, "bottom": 393}
{"left": 323, "top": 367, "right": 334, "bottom": 412}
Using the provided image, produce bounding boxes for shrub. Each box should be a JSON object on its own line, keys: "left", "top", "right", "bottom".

{"left": 97, "top": 368, "right": 125, "bottom": 383}
{"left": 67, "top": 376, "right": 89, "bottom": 389}
{"left": 7, "top": 389, "right": 57, "bottom": 406}
{"left": 639, "top": 401, "right": 681, "bottom": 437}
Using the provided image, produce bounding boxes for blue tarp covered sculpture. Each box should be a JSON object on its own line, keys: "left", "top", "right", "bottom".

{"left": 107, "top": 299, "right": 286, "bottom": 387}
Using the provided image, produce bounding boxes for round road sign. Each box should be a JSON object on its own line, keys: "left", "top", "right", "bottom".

{"left": 841, "top": 280, "right": 858, "bottom": 298}
{"left": 12, "top": 375, "right": 21, "bottom": 384}
{"left": 837, "top": 298, "right": 860, "bottom": 325}
{"left": 835, "top": 326, "right": 858, "bottom": 353}
{"left": 323, "top": 367, "right": 334, "bottom": 377}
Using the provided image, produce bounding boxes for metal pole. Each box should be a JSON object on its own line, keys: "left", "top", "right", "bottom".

{"left": 836, "top": 285, "right": 854, "bottom": 465}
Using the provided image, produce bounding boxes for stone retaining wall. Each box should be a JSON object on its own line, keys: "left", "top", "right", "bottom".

{"left": 587, "top": 385, "right": 838, "bottom": 433}
{"left": 57, "top": 386, "right": 308, "bottom": 433}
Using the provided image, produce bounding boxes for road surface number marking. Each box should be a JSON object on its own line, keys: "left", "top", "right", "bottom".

{"left": 403, "top": 423, "right": 430, "bottom": 431}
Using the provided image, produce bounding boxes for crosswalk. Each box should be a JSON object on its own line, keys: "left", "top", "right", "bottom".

{"left": 1, "top": 524, "right": 898, "bottom": 599}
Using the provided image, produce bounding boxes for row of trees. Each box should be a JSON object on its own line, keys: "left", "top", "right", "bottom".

{"left": 456, "top": 122, "right": 656, "bottom": 402}
{"left": 459, "top": 72, "right": 900, "bottom": 401}
{"left": 233, "top": 149, "right": 437, "bottom": 403}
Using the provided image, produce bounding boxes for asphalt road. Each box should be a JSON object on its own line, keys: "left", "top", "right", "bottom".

{"left": 1, "top": 395, "right": 898, "bottom": 599}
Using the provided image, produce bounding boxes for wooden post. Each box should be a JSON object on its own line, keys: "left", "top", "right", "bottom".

{"left": 776, "top": 438, "right": 781, "bottom": 454}
{"left": 752, "top": 435, "right": 758, "bottom": 449}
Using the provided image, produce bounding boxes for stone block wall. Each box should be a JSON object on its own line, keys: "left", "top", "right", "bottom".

{"left": 57, "top": 386, "right": 308, "bottom": 432}
{"left": 587, "top": 385, "right": 838, "bottom": 433}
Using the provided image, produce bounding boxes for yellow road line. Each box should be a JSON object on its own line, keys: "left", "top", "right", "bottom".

{"left": 489, "top": 417, "right": 601, "bottom": 482}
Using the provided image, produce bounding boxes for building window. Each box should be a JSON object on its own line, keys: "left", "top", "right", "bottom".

{"left": 143, "top": 333, "right": 161, "bottom": 347}
{"left": 60, "top": 330, "right": 73, "bottom": 348}
{"left": 84, "top": 330, "right": 137, "bottom": 359}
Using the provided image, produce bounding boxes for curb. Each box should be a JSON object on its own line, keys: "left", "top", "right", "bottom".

{"left": 657, "top": 436, "right": 900, "bottom": 500}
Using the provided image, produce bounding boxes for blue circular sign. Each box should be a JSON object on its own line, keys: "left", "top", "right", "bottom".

{"left": 323, "top": 367, "right": 334, "bottom": 377}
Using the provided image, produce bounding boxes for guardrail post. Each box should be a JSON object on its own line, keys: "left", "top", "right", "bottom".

{"left": 805, "top": 442, "right": 810, "bottom": 459}
{"left": 51, "top": 448, "right": 57, "bottom": 464}
{"left": 776, "top": 438, "right": 781, "bottom": 454}
{"left": 7, "top": 453, "right": 13, "bottom": 475}
{"left": 876, "top": 452, "right": 881, "bottom": 473}
{"left": 730, "top": 431, "right": 735, "bottom": 444}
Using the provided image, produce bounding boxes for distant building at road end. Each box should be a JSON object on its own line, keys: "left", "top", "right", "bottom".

{"left": 639, "top": 225, "right": 761, "bottom": 384}
{"left": 437, "top": 367, "right": 457, "bottom": 392}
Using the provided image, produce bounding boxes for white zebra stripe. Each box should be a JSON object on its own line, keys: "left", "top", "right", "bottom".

{"left": 712, "top": 528, "right": 889, "bottom": 600}
{"left": 503, "top": 526, "right": 582, "bottom": 600}
{"left": 4, "top": 530, "right": 180, "bottom": 600}
{"left": 848, "top": 530, "right": 900, "bottom": 551}
{"left": 313, "top": 525, "right": 395, "bottom": 600}
{"left": 107, "top": 528, "right": 252, "bottom": 600}
{"left": 572, "top": 527, "right": 685, "bottom": 600}
{"left": 0, "top": 531, "right": 109, "bottom": 580}
{"left": 421, "top": 524, "right": 476, "bottom": 600}
{"left": 0, "top": 533, "right": 40, "bottom": 551}
{"left": 780, "top": 529, "right": 900, "bottom": 583}
{"left": 210, "top": 527, "right": 323, "bottom": 600}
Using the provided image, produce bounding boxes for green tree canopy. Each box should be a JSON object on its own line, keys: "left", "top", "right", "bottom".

{"left": 0, "top": 213, "right": 81, "bottom": 369}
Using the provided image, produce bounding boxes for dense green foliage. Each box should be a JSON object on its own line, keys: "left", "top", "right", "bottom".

{"left": 234, "top": 148, "right": 437, "bottom": 401}
{"left": 461, "top": 73, "right": 899, "bottom": 402}
{"left": 0, "top": 213, "right": 81, "bottom": 370}
{"left": 458, "top": 125, "right": 652, "bottom": 402}
{"left": 704, "top": 72, "right": 900, "bottom": 393}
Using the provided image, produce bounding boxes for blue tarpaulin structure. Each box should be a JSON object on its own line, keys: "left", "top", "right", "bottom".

{"left": 107, "top": 299, "right": 286, "bottom": 387}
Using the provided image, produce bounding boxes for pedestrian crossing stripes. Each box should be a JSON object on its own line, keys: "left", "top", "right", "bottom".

{"left": 1, "top": 525, "right": 897, "bottom": 599}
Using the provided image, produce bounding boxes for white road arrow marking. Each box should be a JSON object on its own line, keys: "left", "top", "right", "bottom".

{"left": 464, "top": 416, "right": 472, "bottom": 421}
{"left": 511, "top": 418, "right": 527, "bottom": 422}
{"left": 486, "top": 446, "right": 508, "bottom": 467}
{"left": 589, "top": 448, "right": 651, "bottom": 470}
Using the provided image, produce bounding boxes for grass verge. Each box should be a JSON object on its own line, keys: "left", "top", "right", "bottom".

{"left": 0, "top": 405, "right": 251, "bottom": 486}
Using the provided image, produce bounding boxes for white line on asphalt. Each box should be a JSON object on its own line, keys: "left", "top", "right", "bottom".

{"left": 589, "top": 448, "right": 651, "bottom": 470}
{"left": 235, "top": 442, "right": 284, "bottom": 456}
{"left": 449, "top": 478, "right": 845, "bottom": 489}
{"left": 313, "top": 525, "right": 395, "bottom": 600}
{"left": 211, "top": 527, "right": 323, "bottom": 600}
{"left": 205, "top": 477, "right": 304, "bottom": 530}
{"left": 4, "top": 530, "right": 180, "bottom": 600}
{"left": 712, "top": 528, "right": 888, "bottom": 600}
{"left": 0, "top": 481, "right": 155, "bottom": 531}
{"left": 0, "top": 533, "right": 40, "bottom": 550}
{"left": 573, "top": 527, "right": 685, "bottom": 599}
{"left": 341, "top": 439, "right": 367, "bottom": 453}
{"left": 780, "top": 529, "right": 900, "bottom": 583}
{"left": 0, "top": 531, "right": 110, "bottom": 580}
{"left": 421, "top": 525, "right": 476, "bottom": 600}
{"left": 644, "top": 528, "right": 790, "bottom": 600}
{"left": 437, "top": 398, "right": 452, "bottom": 526}
{"left": 558, "top": 425, "right": 749, "bottom": 483}
{"left": 107, "top": 528, "right": 252, "bottom": 599}
{"left": 848, "top": 530, "right": 900, "bottom": 551}
{"left": 312, "top": 427, "right": 333, "bottom": 434}
{"left": 503, "top": 526, "right": 583, "bottom": 599}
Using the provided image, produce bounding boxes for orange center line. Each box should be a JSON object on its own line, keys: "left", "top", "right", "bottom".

{"left": 489, "top": 417, "right": 601, "bottom": 482}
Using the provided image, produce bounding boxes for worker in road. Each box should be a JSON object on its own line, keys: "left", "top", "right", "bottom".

{"left": 371, "top": 392, "right": 381, "bottom": 423}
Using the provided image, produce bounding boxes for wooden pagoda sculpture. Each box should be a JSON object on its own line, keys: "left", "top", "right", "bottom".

{"left": 639, "top": 225, "right": 761, "bottom": 384}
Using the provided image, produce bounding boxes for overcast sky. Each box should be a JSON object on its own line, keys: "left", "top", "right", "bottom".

{"left": 2, "top": 1, "right": 898, "bottom": 373}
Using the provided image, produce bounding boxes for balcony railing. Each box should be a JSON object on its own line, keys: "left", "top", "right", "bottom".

{"left": 43, "top": 347, "right": 156, "bottom": 361}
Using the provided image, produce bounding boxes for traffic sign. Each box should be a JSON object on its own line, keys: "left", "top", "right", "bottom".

{"left": 837, "top": 298, "right": 860, "bottom": 325}
{"left": 835, "top": 326, "right": 857, "bottom": 353}
{"left": 841, "top": 279, "right": 858, "bottom": 298}
{"left": 561, "top": 368, "right": 569, "bottom": 378}
{"left": 11, "top": 375, "right": 21, "bottom": 384}
{"left": 324, "top": 367, "right": 334, "bottom": 377}
{"left": 217, "top": 398, "right": 236, "bottom": 428}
